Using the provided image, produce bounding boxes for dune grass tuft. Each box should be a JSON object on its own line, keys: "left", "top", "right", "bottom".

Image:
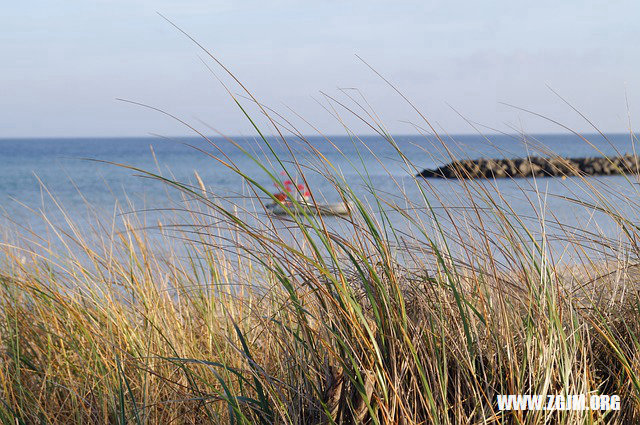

{"left": 1, "top": 44, "right": 640, "bottom": 423}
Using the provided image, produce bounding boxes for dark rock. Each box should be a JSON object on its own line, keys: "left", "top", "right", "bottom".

{"left": 418, "top": 155, "right": 639, "bottom": 179}
{"left": 530, "top": 163, "right": 543, "bottom": 176}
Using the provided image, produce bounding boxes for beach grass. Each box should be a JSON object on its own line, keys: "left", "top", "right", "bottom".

{"left": 1, "top": 124, "right": 640, "bottom": 424}
{"left": 2, "top": 46, "right": 640, "bottom": 423}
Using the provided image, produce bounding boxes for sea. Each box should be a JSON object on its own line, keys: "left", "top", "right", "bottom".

{"left": 1, "top": 133, "right": 638, "bottom": 263}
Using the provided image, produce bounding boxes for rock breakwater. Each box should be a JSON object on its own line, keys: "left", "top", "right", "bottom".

{"left": 418, "top": 154, "right": 639, "bottom": 179}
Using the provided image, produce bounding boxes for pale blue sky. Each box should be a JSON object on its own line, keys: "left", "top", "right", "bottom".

{"left": 2, "top": 1, "right": 639, "bottom": 137}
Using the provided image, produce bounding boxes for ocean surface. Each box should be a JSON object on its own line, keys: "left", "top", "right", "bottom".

{"left": 1, "top": 133, "right": 638, "bottom": 261}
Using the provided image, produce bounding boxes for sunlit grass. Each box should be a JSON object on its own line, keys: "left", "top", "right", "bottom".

{"left": 1, "top": 28, "right": 640, "bottom": 422}
{"left": 1, "top": 121, "right": 639, "bottom": 424}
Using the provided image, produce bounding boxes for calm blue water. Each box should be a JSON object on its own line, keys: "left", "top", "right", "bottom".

{"left": 1, "top": 133, "right": 638, "bottom": 260}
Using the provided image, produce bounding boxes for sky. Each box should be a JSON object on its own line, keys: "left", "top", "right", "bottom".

{"left": 1, "top": 0, "right": 639, "bottom": 137}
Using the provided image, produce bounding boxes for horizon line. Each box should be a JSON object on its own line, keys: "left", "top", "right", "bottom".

{"left": 1, "top": 131, "right": 637, "bottom": 141}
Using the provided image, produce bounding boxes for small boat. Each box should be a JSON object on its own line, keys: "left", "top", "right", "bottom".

{"left": 266, "top": 174, "right": 351, "bottom": 216}
{"left": 266, "top": 200, "right": 352, "bottom": 216}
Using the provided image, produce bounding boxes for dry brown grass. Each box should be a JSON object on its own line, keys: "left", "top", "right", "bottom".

{"left": 1, "top": 128, "right": 640, "bottom": 425}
